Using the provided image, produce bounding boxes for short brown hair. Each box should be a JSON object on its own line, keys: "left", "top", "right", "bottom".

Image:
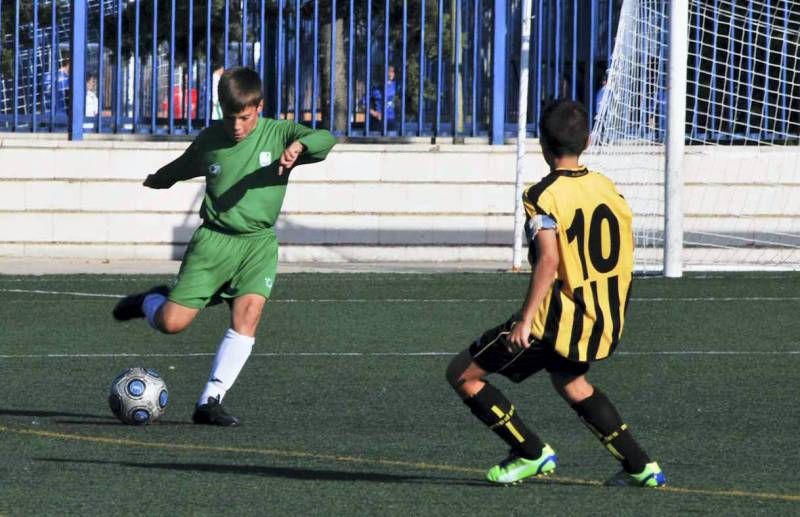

{"left": 539, "top": 100, "right": 590, "bottom": 157}
{"left": 218, "top": 67, "right": 263, "bottom": 114}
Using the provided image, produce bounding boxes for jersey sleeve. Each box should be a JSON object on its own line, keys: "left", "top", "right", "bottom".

{"left": 280, "top": 121, "right": 337, "bottom": 163}
{"left": 147, "top": 138, "right": 205, "bottom": 188}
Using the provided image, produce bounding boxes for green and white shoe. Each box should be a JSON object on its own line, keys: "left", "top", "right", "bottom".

{"left": 605, "top": 462, "right": 666, "bottom": 488}
{"left": 486, "top": 444, "right": 558, "bottom": 485}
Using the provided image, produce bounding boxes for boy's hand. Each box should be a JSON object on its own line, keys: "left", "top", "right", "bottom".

{"left": 278, "top": 140, "right": 306, "bottom": 175}
{"left": 506, "top": 319, "right": 533, "bottom": 352}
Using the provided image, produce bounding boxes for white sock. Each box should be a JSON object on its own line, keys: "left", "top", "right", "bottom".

{"left": 142, "top": 293, "right": 167, "bottom": 330}
{"left": 198, "top": 328, "right": 255, "bottom": 406}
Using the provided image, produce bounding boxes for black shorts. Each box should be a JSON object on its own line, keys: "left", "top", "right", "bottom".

{"left": 469, "top": 316, "right": 590, "bottom": 383}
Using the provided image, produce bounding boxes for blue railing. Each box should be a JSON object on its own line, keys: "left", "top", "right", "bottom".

{"left": 0, "top": 0, "right": 625, "bottom": 142}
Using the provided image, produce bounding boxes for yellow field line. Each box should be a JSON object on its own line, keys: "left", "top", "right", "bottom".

{"left": 2, "top": 424, "right": 799, "bottom": 503}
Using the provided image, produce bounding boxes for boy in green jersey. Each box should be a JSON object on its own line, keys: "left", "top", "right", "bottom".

{"left": 113, "top": 67, "right": 336, "bottom": 426}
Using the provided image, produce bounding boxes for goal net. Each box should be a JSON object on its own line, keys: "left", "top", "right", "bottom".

{"left": 588, "top": 0, "right": 800, "bottom": 272}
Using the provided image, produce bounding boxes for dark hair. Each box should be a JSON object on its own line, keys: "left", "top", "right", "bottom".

{"left": 218, "top": 67, "right": 263, "bottom": 114}
{"left": 538, "top": 100, "right": 589, "bottom": 157}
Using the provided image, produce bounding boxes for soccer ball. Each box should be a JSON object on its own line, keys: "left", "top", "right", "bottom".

{"left": 108, "top": 367, "right": 169, "bottom": 425}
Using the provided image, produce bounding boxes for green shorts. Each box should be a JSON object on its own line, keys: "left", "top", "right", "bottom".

{"left": 169, "top": 225, "right": 278, "bottom": 309}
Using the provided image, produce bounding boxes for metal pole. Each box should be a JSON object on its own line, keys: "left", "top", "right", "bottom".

{"left": 664, "top": 0, "right": 688, "bottom": 277}
{"left": 490, "top": 0, "right": 506, "bottom": 144}
{"left": 512, "top": 0, "right": 532, "bottom": 271}
{"left": 69, "top": 0, "right": 87, "bottom": 140}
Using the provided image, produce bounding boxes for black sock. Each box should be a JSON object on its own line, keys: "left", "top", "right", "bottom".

{"left": 572, "top": 388, "right": 651, "bottom": 473}
{"left": 464, "top": 383, "right": 546, "bottom": 459}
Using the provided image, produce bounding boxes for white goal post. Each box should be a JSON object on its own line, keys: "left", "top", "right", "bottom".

{"left": 590, "top": 0, "right": 800, "bottom": 272}
{"left": 515, "top": 0, "right": 800, "bottom": 273}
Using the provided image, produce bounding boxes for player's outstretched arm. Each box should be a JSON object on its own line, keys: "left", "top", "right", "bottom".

{"left": 144, "top": 141, "right": 204, "bottom": 189}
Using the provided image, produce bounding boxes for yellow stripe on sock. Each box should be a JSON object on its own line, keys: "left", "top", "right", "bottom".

{"left": 505, "top": 422, "right": 526, "bottom": 443}
{"left": 489, "top": 405, "right": 525, "bottom": 443}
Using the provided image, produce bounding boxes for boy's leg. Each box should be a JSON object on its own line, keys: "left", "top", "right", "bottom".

{"left": 192, "top": 230, "right": 277, "bottom": 426}
{"left": 113, "top": 285, "right": 200, "bottom": 334}
{"left": 447, "top": 350, "right": 548, "bottom": 461}
{"left": 550, "top": 372, "right": 665, "bottom": 487}
{"left": 193, "top": 294, "right": 265, "bottom": 427}
{"left": 197, "top": 294, "right": 265, "bottom": 403}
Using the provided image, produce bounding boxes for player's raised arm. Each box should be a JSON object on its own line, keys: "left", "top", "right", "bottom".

{"left": 143, "top": 140, "right": 205, "bottom": 189}
{"left": 277, "top": 121, "right": 336, "bottom": 175}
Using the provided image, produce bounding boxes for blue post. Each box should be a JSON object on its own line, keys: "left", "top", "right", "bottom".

{"left": 329, "top": 0, "right": 336, "bottom": 131}
{"left": 491, "top": 0, "right": 506, "bottom": 144}
{"left": 435, "top": 0, "right": 443, "bottom": 137}
{"left": 116, "top": 0, "right": 123, "bottom": 132}
{"left": 346, "top": 0, "right": 353, "bottom": 136}
{"left": 365, "top": 0, "right": 372, "bottom": 135}
{"left": 471, "top": 0, "right": 479, "bottom": 137}
{"left": 134, "top": 0, "right": 141, "bottom": 131}
{"left": 260, "top": 0, "right": 267, "bottom": 117}
{"left": 588, "top": 0, "right": 596, "bottom": 122}
{"left": 32, "top": 0, "right": 39, "bottom": 132}
{"left": 99, "top": 0, "right": 105, "bottom": 132}
{"left": 69, "top": 0, "right": 87, "bottom": 140}
{"left": 224, "top": 0, "right": 230, "bottom": 68}
{"left": 151, "top": 0, "right": 158, "bottom": 134}
{"left": 417, "top": 0, "right": 425, "bottom": 136}
{"left": 187, "top": 0, "right": 194, "bottom": 132}
{"left": 277, "top": 0, "right": 284, "bottom": 118}
{"left": 401, "top": 0, "right": 407, "bottom": 135}
{"left": 13, "top": 0, "right": 19, "bottom": 131}
{"left": 50, "top": 0, "right": 57, "bottom": 132}
{"left": 294, "top": 0, "right": 301, "bottom": 122}
{"left": 383, "top": 0, "right": 389, "bottom": 136}
{"left": 242, "top": 0, "right": 248, "bottom": 66}
{"left": 169, "top": 0, "right": 176, "bottom": 134}
{"left": 312, "top": 0, "right": 319, "bottom": 129}
{"left": 205, "top": 0, "right": 211, "bottom": 126}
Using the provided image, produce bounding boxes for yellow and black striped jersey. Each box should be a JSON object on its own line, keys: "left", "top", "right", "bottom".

{"left": 522, "top": 166, "right": 634, "bottom": 362}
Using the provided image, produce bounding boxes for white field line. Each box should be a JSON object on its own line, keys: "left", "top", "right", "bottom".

{"left": 0, "top": 350, "right": 798, "bottom": 359}
{"left": 1, "top": 274, "right": 797, "bottom": 282}
{"left": 1, "top": 288, "right": 799, "bottom": 303}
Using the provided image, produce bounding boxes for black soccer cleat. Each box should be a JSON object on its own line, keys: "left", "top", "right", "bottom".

{"left": 112, "top": 284, "right": 170, "bottom": 321}
{"left": 192, "top": 396, "right": 241, "bottom": 427}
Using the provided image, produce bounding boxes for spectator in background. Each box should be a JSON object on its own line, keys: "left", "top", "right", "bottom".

{"left": 595, "top": 73, "right": 609, "bottom": 115}
{"left": 45, "top": 58, "right": 71, "bottom": 116}
{"left": 85, "top": 75, "right": 99, "bottom": 117}
{"left": 368, "top": 64, "right": 397, "bottom": 132}
{"left": 211, "top": 62, "right": 225, "bottom": 120}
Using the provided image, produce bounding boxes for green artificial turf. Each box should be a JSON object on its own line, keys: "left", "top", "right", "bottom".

{"left": 1, "top": 272, "right": 799, "bottom": 515}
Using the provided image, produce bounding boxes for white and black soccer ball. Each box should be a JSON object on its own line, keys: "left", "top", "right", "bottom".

{"left": 108, "top": 367, "right": 169, "bottom": 425}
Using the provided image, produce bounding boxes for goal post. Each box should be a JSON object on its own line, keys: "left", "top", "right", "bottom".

{"left": 664, "top": 0, "right": 688, "bottom": 277}
{"left": 588, "top": 0, "right": 800, "bottom": 272}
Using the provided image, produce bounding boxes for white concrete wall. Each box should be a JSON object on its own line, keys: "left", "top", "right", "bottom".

{"left": 1, "top": 136, "right": 798, "bottom": 264}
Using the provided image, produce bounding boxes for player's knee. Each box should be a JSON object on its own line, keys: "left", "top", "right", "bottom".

{"left": 158, "top": 312, "right": 188, "bottom": 334}
{"left": 445, "top": 358, "right": 464, "bottom": 389}
{"left": 232, "top": 297, "right": 265, "bottom": 332}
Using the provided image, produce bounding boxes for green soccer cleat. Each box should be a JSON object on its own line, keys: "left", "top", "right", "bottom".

{"left": 485, "top": 444, "right": 558, "bottom": 485}
{"left": 605, "top": 462, "right": 666, "bottom": 488}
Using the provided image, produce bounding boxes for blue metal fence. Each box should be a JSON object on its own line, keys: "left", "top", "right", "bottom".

{"left": 2, "top": 0, "right": 625, "bottom": 142}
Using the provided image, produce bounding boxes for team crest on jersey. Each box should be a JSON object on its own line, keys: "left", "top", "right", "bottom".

{"left": 259, "top": 152, "right": 272, "bottom": 166}
{"left": 208, "top": 163, "right": 221, "bottom": 176}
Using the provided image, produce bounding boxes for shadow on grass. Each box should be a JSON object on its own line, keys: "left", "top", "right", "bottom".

{"left": 38, "top": 457, "right": 487, "bottom": 486}
{"left": 0, "top": 408, "right": 191, "bottom": 426}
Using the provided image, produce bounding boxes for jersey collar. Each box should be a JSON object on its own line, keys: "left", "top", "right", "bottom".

{"left": 552, "top": 166, "right": 588, "bottom": 177}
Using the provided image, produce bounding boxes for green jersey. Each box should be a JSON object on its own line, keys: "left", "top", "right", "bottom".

{"left": 150, "top": 118, "right": 336, "bottom": 234}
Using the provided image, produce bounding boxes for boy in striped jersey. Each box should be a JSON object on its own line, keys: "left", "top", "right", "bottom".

{"left": 446, "top": 100, "right": 664, "bottom": 487}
